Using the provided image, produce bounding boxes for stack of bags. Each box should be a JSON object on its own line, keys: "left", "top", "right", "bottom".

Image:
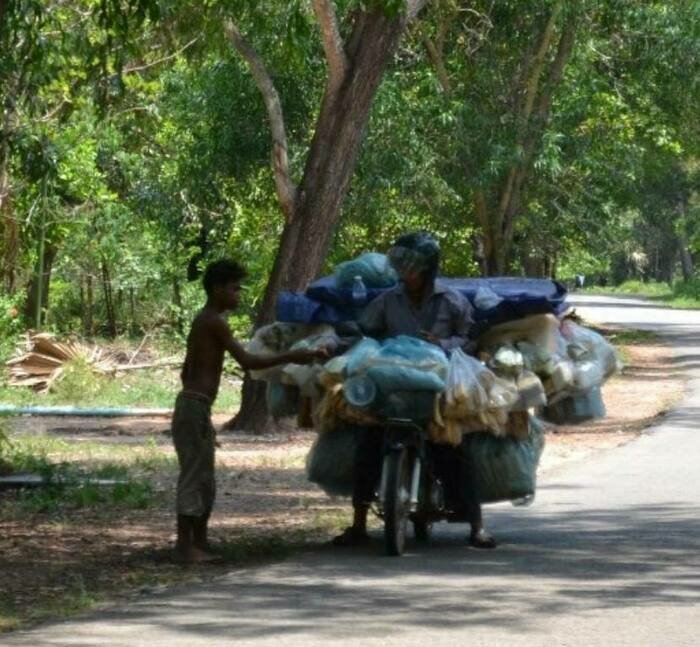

{"left": 247, "top": 252, "right": 620, "bottom": 503}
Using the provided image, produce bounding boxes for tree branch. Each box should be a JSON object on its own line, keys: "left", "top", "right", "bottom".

{"left": 312, "top": 0, "right": 348, "bottom": 94}
{"left": 122, "top": 36, "right": 200, "bottom": 75}
{"left": 407, "top": 0, "right": 429, "bottom": 22}
{"left": 521, "top": 1, "right": 562, "bottom": 122}
{"left": 224, "top": 20, "right": 297, "bottom": 222}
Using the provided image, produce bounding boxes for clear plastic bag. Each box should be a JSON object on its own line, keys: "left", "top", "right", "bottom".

{"left": 516, "top": 341, "right": 556, "bottom": 377}
{"left": 248, "top": 323, "right": 337, "bottom": 381}
{"left": 444, "top": 349, "right": 491, "bottom": 415}
{"left": 562, "top": 322, "right": 620, "bottom": 378}
{"left": 490, "top": 345, "right": 524, "bottom": 377}
{"left": 572, "top": 360, "right": 605, "bottom": 392}
{"left": 514, "top": 370, "right": 547, "bottom": 410}
{"left": 478, "top": 314, "right": 560, "bottom": 353}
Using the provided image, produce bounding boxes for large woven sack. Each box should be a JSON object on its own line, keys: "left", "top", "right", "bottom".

{"left": 306, "top": 425, "right": 358, "bottom": 497}
{"left": 471, "top": 417, "right": 546, "bottom": 504}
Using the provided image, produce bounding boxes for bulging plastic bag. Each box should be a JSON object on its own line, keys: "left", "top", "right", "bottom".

{"left": 543, "top": 386, "right": 606, "bottom": 424}
{"left": 490, "top": 345, "right": 524, "bottom": 377}
{"left": 436, "top": 350, "right": 519, "bottom": 440}
{"left": 345, "top": 335, "right": 448, "bottom": 394}
{"left": 345, "top": 337, "right": 381, "bottom": 375}
{"left": 279, "top": 327, "right": 340, "bottom": 396}
{"left": 444, "top": 349, "right": 491, "bottom": 415}
{"left": 571, "top": 360, "right": 604, "bottom": 392}
{"left": 478, "top": 314, "right": 560, "bottom": 353}
{"left": 516, "top": 341, "right": 556, "bottom": 377}
{"left": 282, "top": 363, "right": 324, "bottom": 397}
{"left": 561, "top": 321, "right": 620, "bottom": 379}
{"left": 470, "top": 415, "right": 546, "bottom": 504}
{"left": 513, "top": 370, "right": 547, "bottom": 410}
{"left": 367, "top": 365, "right": 445, "bottom": 393}
{"left": 306, "top": 424, "right": 358, "bottom": 497}
{"left": 334, "top": 252, "right": 398, "bottom": 289}
{"left": 373, "top": 335, "right": 449, "bottom": 375}
{"left": 473, "top": 286, "right": 504, "bottom": 311}
{"left": 364, "top": 336, "right": 448, "bottom": 394}
{"left": 248, "top": 323, "right": 337, "bottom": 381}
{"left": 266, "top": 382, "right": 300, "bottom": 419}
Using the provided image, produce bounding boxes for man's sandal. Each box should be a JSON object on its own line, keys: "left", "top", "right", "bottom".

{"left": 469, "top": 529, "right": 497, "bottom": 549}
{"left": 331, "top": 527, "right": 371, "bottom": 547}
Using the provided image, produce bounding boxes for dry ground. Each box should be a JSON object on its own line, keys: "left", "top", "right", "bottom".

{"left": 0, "top": 330, "right": 687, "bottom": 632}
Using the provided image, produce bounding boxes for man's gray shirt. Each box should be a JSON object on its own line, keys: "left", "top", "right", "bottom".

{"left": 359, "top": 280, "right": 475, "bottom": 353}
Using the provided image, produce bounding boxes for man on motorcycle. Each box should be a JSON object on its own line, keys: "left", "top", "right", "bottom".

{"left": 332, "top": 231, "right": 497, "bottom": 549}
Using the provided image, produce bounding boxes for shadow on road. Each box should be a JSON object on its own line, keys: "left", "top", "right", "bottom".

{"left": 13, "top": 501, "right": 695, "bottom": 643}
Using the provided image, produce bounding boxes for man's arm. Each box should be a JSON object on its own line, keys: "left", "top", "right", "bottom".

{"left": 438, "top": 293, "right": 477, "bottom": 354}
{"left": 214, "top": 317, "right": 325, "bottom": 370}
{"left": 358, "top": 292, "right": 387, "bottom": 338}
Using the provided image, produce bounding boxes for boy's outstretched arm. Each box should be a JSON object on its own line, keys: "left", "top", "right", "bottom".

{"left": 214, "top": 317, "right": 327, "bottom": 370}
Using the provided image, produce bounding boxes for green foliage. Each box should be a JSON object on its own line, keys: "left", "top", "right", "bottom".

{"left": 0, "top": 293, "right": 23, "bottom": 360}
{"left": 1, "top": 0, "right": 699, "bottom": 350}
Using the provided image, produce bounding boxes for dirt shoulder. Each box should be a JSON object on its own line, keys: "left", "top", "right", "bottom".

{"left": 0, "top": 330, "right": 687, "bottom": 632}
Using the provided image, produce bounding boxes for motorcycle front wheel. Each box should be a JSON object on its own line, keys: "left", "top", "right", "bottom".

{"left": 383, "top": 447, "right": 413, "bottom": 556}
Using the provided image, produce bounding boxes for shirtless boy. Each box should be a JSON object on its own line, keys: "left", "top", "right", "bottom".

{"left": 173, "top": 259, "right": 325, "bottom": 563}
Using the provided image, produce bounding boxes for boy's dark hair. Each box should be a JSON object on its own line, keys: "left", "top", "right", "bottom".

{"left": 202, "top": 259, "right": 247, "bottom": 296}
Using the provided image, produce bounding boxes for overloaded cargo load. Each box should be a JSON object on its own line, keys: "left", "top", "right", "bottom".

{"left": 247, "top": 251, "right": 621, "bottom": 504}
{"left": 306, "top": 416, "right": 547, "bottom": 504}
{"left": 275, "top": 254, "right": 568, "bottom": 329}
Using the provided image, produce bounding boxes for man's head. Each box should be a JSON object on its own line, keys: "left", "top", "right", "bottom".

{"left": 387, "top": 231, "right": 441, "bottom": 293}
{"left": 202, "top": 259, "right": 247, "bottom": 310}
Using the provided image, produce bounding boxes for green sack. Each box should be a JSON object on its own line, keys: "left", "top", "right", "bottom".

{"left": 266, "top": 382, "right": 300, "bottom": 419}
{"left": 306, "top": 425, "right": 358, "bottom": 497}
{"left": 471, "top": 417, "right": 546, "bottom": 504}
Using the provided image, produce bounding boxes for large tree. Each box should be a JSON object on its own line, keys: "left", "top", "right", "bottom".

{"left": 227, "top": 0, "right": 427, "bottom": 431}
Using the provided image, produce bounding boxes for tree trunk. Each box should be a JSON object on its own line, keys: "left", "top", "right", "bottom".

{"left": 228, "top": 8, "right": 412, "bottom": 432}
{"left": 101, "top": 259, "right": 117, "bottom": 338}
{"left": 129, "top": 287, "right": 137, "bottom": 335}
{"left": 172, "top": 276, "right": 183, "bottom": 334}
{"left": 477, "top": 5, "right": 579, "bottom": 276}
{"left": 23, "top": 242, "right": 57, "bottom": 327}
{"left": 0, "top": 111, "right": 18, "bottom": 294}
{"left": 85, "top": 274, "right": 94, "bottom": 337}
{"left": 679, "top": 239, "right": 694, "bottom": 282}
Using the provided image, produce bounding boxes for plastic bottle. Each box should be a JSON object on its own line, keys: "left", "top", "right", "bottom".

{"left": 351, "top": 275, "right": 367, "bottom": 308}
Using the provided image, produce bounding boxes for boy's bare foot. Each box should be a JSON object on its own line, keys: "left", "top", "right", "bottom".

{"left": 173, "top": 546, "right": 223, "bottom": 564}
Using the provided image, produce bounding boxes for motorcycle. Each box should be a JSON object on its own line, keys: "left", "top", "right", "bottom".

{"left": 376, "top": 417, "right": 469, "bottom": 556}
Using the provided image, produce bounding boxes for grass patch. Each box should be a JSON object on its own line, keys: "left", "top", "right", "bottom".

{"left": 605, "top": 329, "right": 656, "bottom": 346}
{"left": 0, "top": 362, "right": 240, "bottom": 413}
{"left": 0, "top": 575, "right": 99, "bottom": 632}
{"left": 1, "top": 432, "right": 162, "bottom": 513}
{"left": 584, "top": 279, "right": 700, "bottom": 309}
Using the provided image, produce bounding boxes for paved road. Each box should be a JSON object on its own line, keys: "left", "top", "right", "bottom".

{"left": 6, "top": 295, "right": 700, "bottom": 647}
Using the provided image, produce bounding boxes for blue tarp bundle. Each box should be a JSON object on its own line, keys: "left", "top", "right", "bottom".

{"left": 276, "top": 276, "right": 568, "bottom": 328}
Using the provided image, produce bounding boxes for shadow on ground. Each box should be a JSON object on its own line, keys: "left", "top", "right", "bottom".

{"left": 8, "top": 500, "right": 698, "bottom": 643}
